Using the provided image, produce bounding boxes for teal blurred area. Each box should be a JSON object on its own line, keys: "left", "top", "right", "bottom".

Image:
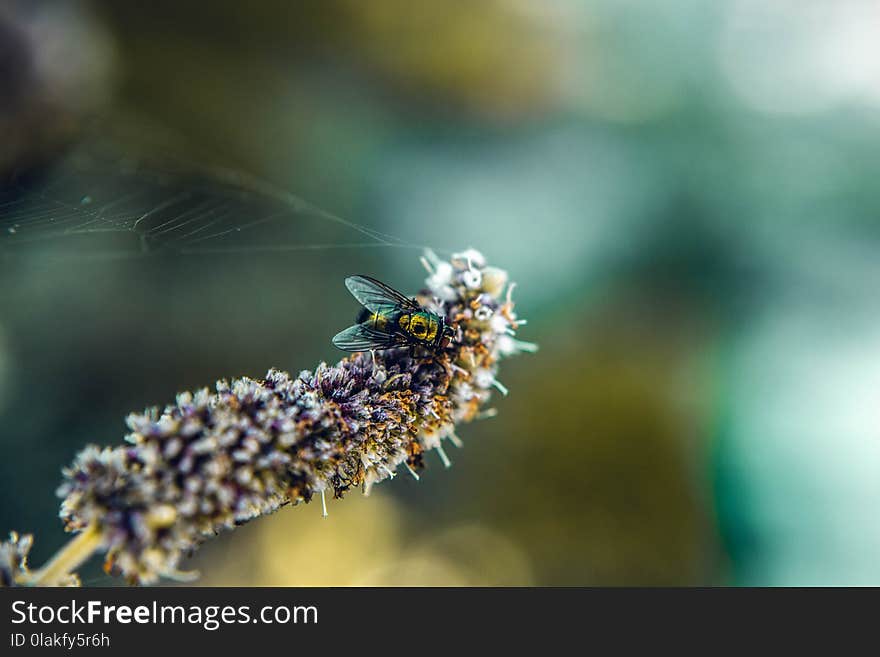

{"left": 2, "top": 0, "right": 880, "bottom": 585}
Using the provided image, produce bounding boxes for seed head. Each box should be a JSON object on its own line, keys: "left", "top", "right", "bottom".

{"left": 57, "top": 248, "right": 533, "bottom": 583}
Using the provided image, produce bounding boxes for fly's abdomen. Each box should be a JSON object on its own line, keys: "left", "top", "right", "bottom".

{"left": 357, "top": 306, "right": 397, "bottom": 333}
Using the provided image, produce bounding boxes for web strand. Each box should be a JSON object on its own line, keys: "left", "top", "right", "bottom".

{"left": 1, "top": 142, "right": 447, "bottom": 261}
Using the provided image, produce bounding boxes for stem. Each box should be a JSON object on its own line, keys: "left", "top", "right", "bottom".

{"left": 19, "top": 524, "right": 103, "bottom": 586}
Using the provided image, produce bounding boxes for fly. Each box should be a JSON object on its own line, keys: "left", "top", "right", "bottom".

{"left": 332, "top": 275, "right": 454, "bottom": 353}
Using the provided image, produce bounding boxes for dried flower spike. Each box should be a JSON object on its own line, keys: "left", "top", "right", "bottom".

{"left": 30, "top": 248, "right": 534, "bottom": 585}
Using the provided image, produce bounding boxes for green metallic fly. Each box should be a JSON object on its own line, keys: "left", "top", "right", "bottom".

{"left": 332, "top": 275, "right": 455, "bottom": 353}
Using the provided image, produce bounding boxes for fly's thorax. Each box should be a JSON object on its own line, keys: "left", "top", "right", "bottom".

{"left": 398, "top": 311, "right": 440, "bottom": 344}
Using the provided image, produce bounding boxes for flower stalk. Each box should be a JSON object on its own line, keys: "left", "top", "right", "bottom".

{"left": 19, "top": 523, "right": 103, "bottom": 587}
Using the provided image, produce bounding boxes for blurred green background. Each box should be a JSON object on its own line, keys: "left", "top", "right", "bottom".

{"left": 2, "top": 0, "right": 880, "bottom": 586}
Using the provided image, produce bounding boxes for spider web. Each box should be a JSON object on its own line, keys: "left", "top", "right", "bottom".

{"left": 0, "top": 139, "right": 431, "bottom": 262}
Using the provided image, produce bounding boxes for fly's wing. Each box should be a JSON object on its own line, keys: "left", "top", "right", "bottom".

{"left": 331, "top": 322, "right": 408, "bottom": 352}
{"left": 344, "top": 275, "right": 420, "bottom": 313}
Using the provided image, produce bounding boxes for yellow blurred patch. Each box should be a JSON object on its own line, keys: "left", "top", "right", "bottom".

{"left": 193, "top": 492, "right": 532, "bottom": 586}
